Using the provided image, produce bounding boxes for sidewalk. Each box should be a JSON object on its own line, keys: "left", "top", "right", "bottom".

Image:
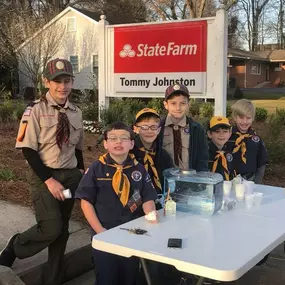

{"left": 0, "top": 200, "right": 93, "bottom": 285}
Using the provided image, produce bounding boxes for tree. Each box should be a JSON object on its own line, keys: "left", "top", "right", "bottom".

{"left": 239, "top": 0, "right": 271, "bottom": 51}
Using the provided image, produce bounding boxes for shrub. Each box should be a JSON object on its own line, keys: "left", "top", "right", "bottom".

{"left": 275, "top": 108, "right": 285, "bottom": 125}
{"left": 233, "top": 86, "right": 243, "bottom": 99}
{"left": 0, "top": 168, "right": 16, "bottom": 181}
{"left": 199, "top": 102, "right": 214, "bottom": 118}
{"left": 255, "top": 107, "right": 268, "bottom": 122}
{"left": 81, "top": 103, "right": 99, "bottom": 121}
{"left": 15, "top": 102, "right": 27, "bottom": 120}
{"left": 0, "top": 101, "right": 14, "bottom": 122}
{"left": 189, "top": 99, "right": 200, "bottom": 116}
{"left": 265, "top": 139, "right": 285, "bottom": 164}
{"left": 147, "top": 98, "right": 165, "bottom": 115}
{"left": 226, "top": 103, "right": 232, "bottom": 118}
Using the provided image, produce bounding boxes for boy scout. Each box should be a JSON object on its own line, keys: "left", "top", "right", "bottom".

{"left": 75, "top": 121, "right": 157, "bottom": 285}
{"left": 159, "top": 83, "right": 208, "bottom": 171}
{"left": 207, "top": 116, "right": 236, "bottom": 181}
{"left": 0, "top": 59, "right": 84, "bottom": 285}
{"left": 229, "top": 99, "right": 268, "bottom": 183}
{"left": 132, "top": 108, "right": 173, "bottom": 197}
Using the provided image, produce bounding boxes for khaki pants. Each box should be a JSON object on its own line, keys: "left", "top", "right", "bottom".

{"left": 13, "top": 168, "right": 82, "bottom": 285}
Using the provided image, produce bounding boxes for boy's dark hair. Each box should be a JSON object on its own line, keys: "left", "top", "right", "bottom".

{"left": 103, "top": 121, "right": 135, "bottom": 140}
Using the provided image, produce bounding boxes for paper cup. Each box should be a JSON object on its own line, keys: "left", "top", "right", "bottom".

{"left": 245, "top": 194, "right": 254, "bottom": 209}
{"left": 223, "top": 181, "right": 232, "bottom": 197}
{"left": 235, "top": 184, "right": 246, "bottom": 202}
{"left": 245, "top": 181, "right": 255, "bottom": 194}
{"left": 253, "top": 192, "right": 264, "bottom": 206}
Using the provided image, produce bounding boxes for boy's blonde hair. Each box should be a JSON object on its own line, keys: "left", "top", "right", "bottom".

{"left": 231, "top": 99, "right": 255, "bottom": 120}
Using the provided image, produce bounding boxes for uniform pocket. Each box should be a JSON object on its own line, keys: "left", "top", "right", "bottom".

{"left": 38, "top": 118, "right": 58, "bottom": 143}
{"left": 69, "top": 119, "right": 82, "bottom": 145}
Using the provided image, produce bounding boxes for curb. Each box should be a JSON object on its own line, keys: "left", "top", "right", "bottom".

{"left": 18, "top": 244, "right": 94, "bottom": 285}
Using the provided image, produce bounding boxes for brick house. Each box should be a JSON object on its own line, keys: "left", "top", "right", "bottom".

{"left": 228, "top": 48, "right": 285, "bottom": 88}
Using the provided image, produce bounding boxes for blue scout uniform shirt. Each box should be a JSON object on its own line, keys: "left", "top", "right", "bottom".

{"left": 208, "top": 141, "right": 236, "bottom": 181}
{"left": 228, "top": 127, "right": 268, "bottom": 177}
{"left": 75, "top": 153, "right": 157, "bottom": 232}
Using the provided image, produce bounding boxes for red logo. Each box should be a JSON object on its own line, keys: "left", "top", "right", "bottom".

{"left": 114, "top": 21, "right": 207, "bottom": 73}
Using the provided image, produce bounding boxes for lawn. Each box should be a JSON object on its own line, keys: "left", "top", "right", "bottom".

{"left": 251, "top": 99, "right": 285, "bottom": 114}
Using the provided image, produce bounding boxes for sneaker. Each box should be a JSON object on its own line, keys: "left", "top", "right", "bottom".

{"left": 0, "top": 234, "right": 18, "bottom": 267}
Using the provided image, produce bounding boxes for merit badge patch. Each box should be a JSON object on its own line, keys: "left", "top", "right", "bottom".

{"left": 131, "top": 170, "right": 142, "bottom": 182}
{"left": 145, "top": 173, "right": 152, "bottom": 183}
{"left": 226, "top": 153, "right": 233, "bottom": 162}
{"left": 23, "top": 108, "right": 31, "bottom": 117}
{"left": 252, "top": 135, "right": 260, "bottom": 143}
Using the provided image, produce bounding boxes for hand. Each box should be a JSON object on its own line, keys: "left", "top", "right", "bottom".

{"left": 97, "top": 227, "right": 107, "bottom": 234}
{"left": 45, "top": 177, "right": 65, "bottom": 201}
{"left": 145, "top": 210, "right": 159, "bottom": 224}
{"left": 79, "top": 169, "right": 85, "bottom": 174}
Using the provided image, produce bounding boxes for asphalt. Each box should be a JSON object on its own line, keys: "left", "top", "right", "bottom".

{"left": 1, "top": 200, "right": 285, "bottom": 285}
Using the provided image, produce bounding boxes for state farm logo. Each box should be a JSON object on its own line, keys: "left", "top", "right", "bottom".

{"left": 119, "top": 42, "right": 197, "bottom": 58}
{"left": 119, "top": 44, "right": 136, "bottom": 58}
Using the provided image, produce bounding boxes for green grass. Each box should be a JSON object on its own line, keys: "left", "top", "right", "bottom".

{"left": 0, "top": 168, "right": 16, "bottom": 181}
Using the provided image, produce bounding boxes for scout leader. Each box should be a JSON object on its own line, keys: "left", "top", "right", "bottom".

{"left": 0, "top": 58, "right": 84, "bottom": 285}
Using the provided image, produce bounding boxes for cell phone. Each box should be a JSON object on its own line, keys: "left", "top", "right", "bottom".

{"left": 167, "top": 238, "right": 182, "bottom": 249}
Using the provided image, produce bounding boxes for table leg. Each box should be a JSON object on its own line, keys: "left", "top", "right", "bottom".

{"left": 140, "top": 258, "right": 152, "bottom": 285}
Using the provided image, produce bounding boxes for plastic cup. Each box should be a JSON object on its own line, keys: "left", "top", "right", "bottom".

{"left": 245, "top": 181, "right": 255, "bottom": 194}
{"left": 223, "top": 181, "right": 232, "bottom": 197}
{"left": 253, "top": 192, "right": 264, "bottom": 206}
{"left": 245, "top": 194, "right": 254, "bottom": 209}
{"left": 235, "top": 184, "right": 246, "bottom": 202}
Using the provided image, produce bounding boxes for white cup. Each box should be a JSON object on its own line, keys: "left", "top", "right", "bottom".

{"left": 245, "top": 194, "right": 254, "bottom": 209}
{"left": 253, "top": 192, "right": 264, "bottom": 206}
{"left": 235, "top": 184, "right": 246, "bottom": 202}
{"left": 223, "top": 181, "right": 232, "bottom": 197}
{"left": 62, "top": 189, "right": 72, "bottom": 199}
{"left": 245, "top": 181, "right": 255, "bottom": 194}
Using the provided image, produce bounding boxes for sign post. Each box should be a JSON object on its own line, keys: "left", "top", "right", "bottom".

{"left": 98, "top": 8, "right": 228, "bottom": 117}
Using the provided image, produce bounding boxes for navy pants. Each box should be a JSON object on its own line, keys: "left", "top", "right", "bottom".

{"left": 93, "top": 249, "right": 139, "bottom": 285}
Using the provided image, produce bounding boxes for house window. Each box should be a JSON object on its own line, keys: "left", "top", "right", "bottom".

{"left": 69, "top": 56, "right": 79, "bottom": 73}
{"left": 66, "top": 17, "right": 76, "bottom": 32}
{"left": 251, "top": 63, "right": 261, "bottom": 75}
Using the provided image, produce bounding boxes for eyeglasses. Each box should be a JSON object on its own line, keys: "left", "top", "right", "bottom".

{"left": 107, "top": 135, "right": 131, "bottom": 142}
{"left": 136, "top": 125, "right": 160, "bottom": 131}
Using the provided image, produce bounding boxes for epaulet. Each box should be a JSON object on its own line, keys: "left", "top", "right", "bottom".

{"left": 26, "top": 99, "right": 40, "bottom": 108}
{"left": 69, "top": 103, "right": 79, "bottom": 112}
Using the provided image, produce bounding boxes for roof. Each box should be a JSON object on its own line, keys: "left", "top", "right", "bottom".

{"left": 16, "top": 6, "right": 99, "bottom": 52}
{"left": 72, "top": 7, "right": 101, "bottom": 22}
{"left": 229, "top": 48, "right": 285, "bottom": 62}
{"left": 228, "top": 48, "right": 269, "bottom": 61}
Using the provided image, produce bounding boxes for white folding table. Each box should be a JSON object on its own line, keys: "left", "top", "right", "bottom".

{"left": 92, "top": 185, "right": 285, "bottom": 284}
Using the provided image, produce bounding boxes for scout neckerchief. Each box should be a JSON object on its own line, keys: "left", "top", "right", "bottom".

{"left": 232, "top": 127, "right": 255, "bottom": 164}
{"left": 53, "top": 106, "right": 70, "bottom": 149}
{"left": 98, "top": 153, "right": 138, "bottom": 206}
{"left": 136, "top": 138, "right": 162, "bottom": 191}
{"left": 212, "top": 150, "right": 230, "bottom": 181}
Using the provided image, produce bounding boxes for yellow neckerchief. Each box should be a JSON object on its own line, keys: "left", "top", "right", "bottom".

{"left": 232, "top": 132, "right": 252, "bottom": 164}
{"left": 212, "top": 151, "right": 230, "bottom": 181}
{"left": 98, "top": 153, "right": 138, "bottom": 206}
{"left": 138, "top": 147, "right": 162, "bottom": 191}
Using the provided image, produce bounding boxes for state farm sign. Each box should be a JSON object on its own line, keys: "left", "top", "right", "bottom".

{"left": 113, "top": 21, "right": 207, "bottom": 94}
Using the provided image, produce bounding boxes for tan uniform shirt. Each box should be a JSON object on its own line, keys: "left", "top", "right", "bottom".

{"left": 15, "top": 92, "right": 83, "bottom": 169}
{"left": 162, "top": 115, "right": 190, "bottom": 170}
